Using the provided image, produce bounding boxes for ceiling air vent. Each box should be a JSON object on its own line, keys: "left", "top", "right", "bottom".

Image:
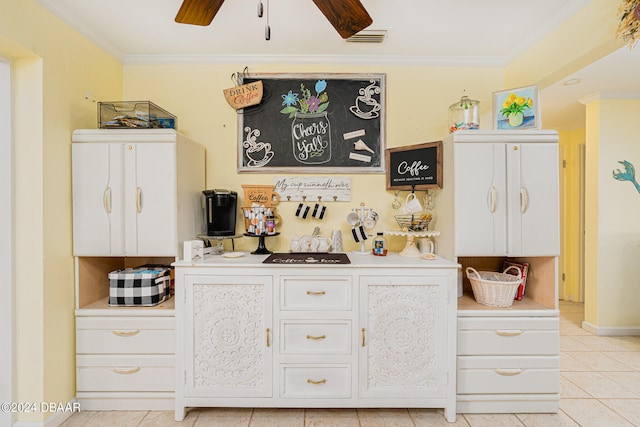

{"left": 346, "top": 29, "right": 387, "bottom": 43}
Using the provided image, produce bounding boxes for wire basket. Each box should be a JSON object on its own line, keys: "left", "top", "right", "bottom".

{"left": 466, "top": 266, "right": 522, "bottom": 307}
{"left": 394, "top": 213, "right": 432, "bottom": 231}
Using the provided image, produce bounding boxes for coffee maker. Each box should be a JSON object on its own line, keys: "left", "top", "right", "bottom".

{"left": 203, "top": 189, "right": 237, "bottom": 236}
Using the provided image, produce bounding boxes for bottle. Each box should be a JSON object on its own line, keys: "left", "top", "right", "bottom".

{"left": 372, "top": 232, "right": 387, "bottom": 256}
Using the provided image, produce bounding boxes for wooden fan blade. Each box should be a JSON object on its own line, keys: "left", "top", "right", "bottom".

{"left": 175, "top": 0, "right": 224, "bottom": 26}
{"left": 312, "top": 0, "right": 373, "bottom": 39}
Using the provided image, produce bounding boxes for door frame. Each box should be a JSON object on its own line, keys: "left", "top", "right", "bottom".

{"left": 0, "top": 58, "right": 14, "bottom": 426}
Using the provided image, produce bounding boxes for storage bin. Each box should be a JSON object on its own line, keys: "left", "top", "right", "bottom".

{"left": 466, "top": 266, "right": 522, "bottom": 308}
{"left": 98, "top": 101, "right": 177, "bottom": 129}
{"left": 108, "top": 266, "right": 172, "bottom": 306}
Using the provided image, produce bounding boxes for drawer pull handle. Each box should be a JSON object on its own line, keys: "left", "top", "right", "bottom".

{"left": 307, "top": 379, "right": 327, "bottom": 385}
{"left": 266, "top": 328, "right": 271, "bottom": 347}
{"left": 496, "top": 369, "right": 523, "bottom": 376}
{"left": 112, "top": 330, "right": 140, "bottom": 337}
{"left": 113, "top": 367, "right": 141, "bottom": 375}
{"left": 306, "top": 334, "right": 326, "bottom": 340}
{"left": 306, "top": 291, "right": 326, "bottom": 295}
{"left": 361, "top": 328, "right": 366, "bottom": 347}
{"left": 496, "top": 330, "right": 523, "bottom": 337}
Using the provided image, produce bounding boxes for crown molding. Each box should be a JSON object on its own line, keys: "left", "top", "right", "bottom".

{"left": 122, "top": 53, "right": 504, "bottom": 67}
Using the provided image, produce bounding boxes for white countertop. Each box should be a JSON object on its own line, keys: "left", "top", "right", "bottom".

{"left": 173, "top": 251, "right": 460, "bottom": 269}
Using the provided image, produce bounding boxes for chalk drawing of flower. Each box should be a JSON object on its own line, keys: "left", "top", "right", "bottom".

{"left": 280, "top": 80, "right": 329, "bottom": 118}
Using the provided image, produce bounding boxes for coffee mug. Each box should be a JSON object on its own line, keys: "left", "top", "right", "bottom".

{"left": 417, "top": 237, "right": 435, "bottom": 254}
{"left": 363, "top": 210, "right": 379, "bottom": 230}
{"left": 317, "top": 237, "right": 331, "bottom": 252}
{"left": 402, "top": 193, "right": 423, "bottom": 214}
{"left": 346, "top": 211, "right": 360, "bottom": 226}
{"left": 352, "top": 224, "right": 368, "bottom": 243}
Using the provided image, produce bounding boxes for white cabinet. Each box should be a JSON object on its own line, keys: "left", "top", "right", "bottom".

{"left": 183, "top": 275, "right": 273, "bottom": 399}
{"left": 72, "top": 129, "right": 204, "bottom": 257}
{"left": 173, "top": 255, "right": 459, "bottom": 422}
{"left": 441, "top": 131, "right": 561, "bottom": 414}
{"left": 359, "top": 275, "right": 450, "bottom": 400}
{"left": 451, "top": 132, "right": 559, "bottom": 257}
{"left": 71, "top": 130, "right": 204, "bottom": 410}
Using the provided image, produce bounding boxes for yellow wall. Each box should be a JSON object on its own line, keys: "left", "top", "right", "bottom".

{"left": 586, "top": 98, "right": 640, "bottom": 328}
{"left": 0, "top": 0, "right": 123, "bottom": 422}
{"left": 124, "top": 64, "right": 503, "bottom": 253}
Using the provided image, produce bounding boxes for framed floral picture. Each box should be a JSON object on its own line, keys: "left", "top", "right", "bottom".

{"left": 493, "top": 85, "right": 540, "bottom": 130}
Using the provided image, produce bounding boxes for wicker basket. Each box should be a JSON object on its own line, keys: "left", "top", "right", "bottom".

{"left": 466, "top": 266, "right": 522, "bottom": 308}
{"left": 394, "top": 214, "right": 432, "bottom": 231}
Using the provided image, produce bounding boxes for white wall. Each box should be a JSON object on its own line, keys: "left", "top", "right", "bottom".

{"left": 0, "top": 58, "right": 14, "bottom": 427}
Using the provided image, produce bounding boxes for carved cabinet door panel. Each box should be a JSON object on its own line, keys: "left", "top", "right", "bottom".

{"left": 358, "top": 276, "right": 449, "bottom": 399}
{"left": 184, "top": 275, "right": 273, "bottom": 398}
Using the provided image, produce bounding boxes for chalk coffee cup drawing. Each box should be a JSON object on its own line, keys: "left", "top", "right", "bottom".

{"left": 402, "top": 193, "right": 423, "bottom": 214}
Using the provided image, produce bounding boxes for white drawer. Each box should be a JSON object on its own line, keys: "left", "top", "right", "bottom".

{"left": 281, "top": 321, "right": 351, "bottom": 355}
{"left": 76, "top": 329, "right": 174, "bottom": 354}
{"left": 280, "top": 365, "right": 351, "bottom": 398}
{"left": 458, "top": 330, "right": 558, "bottom": 355}
{"left": 457, "top": 356, "right": 560, "bottom": 394}
{"left": 76, "top": 316, "right": 175, "bottom": 330}
{"left": 281, "top": 276, "right": 351, "bottom": 311}
{"left": 76, "top": 355, "right": 174, "bottom": 392}
{"left": 457, "top": 317, "right": 559, "bottom": 356}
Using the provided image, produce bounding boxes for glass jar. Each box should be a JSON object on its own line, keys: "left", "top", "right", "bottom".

{"left": 372, "top": 232, "right": 387, "bottom": 256}
{"left": 449, "top": 95, "right": 479, "bottom": 133}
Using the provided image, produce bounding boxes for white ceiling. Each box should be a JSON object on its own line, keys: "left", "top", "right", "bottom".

{"left": 37, "top": 0, "right": 640, "bottom": 131}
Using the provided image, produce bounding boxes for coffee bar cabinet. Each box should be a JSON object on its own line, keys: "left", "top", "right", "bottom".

{"left": 72, "top": 129, "right": 205, "bottom": 409}
{"left": 173, "top": 255, "right": 459, "bottom": 422}
{"left": 442, "top": 130, "right": 561, "bottom": 413}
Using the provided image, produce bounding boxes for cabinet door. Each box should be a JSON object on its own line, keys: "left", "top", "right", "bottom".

{"left": 454, "top": 143, "right": 507, "bottom": 255}
{"left": 359, "top": 276, "right": 449, "bottom": 399}
{"left": 506, "top": 143, "right": 559, "bottom": 256}
{"left": 72, "top": 143, "right": 124, "bottom": 255}
{"left": 123, "top": 143, "right": 177, "bottom": 256}
{"left": 184, "top": 275, "right": 273, "bottom": 398}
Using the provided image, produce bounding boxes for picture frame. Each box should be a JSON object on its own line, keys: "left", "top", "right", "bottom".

{"left": 385, "top": 141, "right": 443, "bottom": 190}
{"left": 493, "top": 85, "right": 541, "bottom": 130}
{"left": 237, "top": 73, "right": 386, "bottom": 173}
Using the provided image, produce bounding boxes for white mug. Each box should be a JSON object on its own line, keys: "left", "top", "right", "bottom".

{"left": 417, "top": 237, "right": 435, "bottom": 254}
{"left": 363, "top": 210, "right": 379, "bottom": 230}
{"left": 402, "top": 193, "right": 423, "bottom": 214}
{"left": 346, "top": 211, "right": 360, "bottom": 226}
{"left": 317, "top": 237, "right": 331, "bottom": 252}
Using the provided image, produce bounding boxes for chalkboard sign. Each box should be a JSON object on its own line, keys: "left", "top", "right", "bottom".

{"left": 237, "top": 73, "right": 385, "bottom": 173}
{"left": 386, "top": 141, "right": 443, "bottom": 190}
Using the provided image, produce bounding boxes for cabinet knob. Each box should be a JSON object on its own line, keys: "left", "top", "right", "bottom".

{"left": 307, "top": 379, "right": 327, "bottom": 385}
{"left": 495, "top": 368, "right": 523, "bottom": 376}
{"left": 496, "top": 329, "right": 523, "bottom": 337}
{"left": 306, "top": 290, "right": 326, "bottom": 295}
{"left": 127, "top": 145, "right": 133, "bottom": 151}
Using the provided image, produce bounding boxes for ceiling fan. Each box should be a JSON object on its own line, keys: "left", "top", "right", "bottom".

{"left": 175, "top": 0, "right": 373, "bottom": 39}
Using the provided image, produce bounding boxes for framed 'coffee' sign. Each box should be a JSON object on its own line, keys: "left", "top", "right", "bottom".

{"left": 237, "top": 73, "right": 385, "bottom": 173}
{"left": 385, "top": 141, "right": 443, "bottom": 190}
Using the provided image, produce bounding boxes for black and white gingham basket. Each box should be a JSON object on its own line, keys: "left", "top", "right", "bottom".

{"left": 108, "top": 266, "right": 171, "bottom": 306}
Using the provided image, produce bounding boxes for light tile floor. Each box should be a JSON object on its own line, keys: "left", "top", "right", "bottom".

{"left": 61, "top": 301, "right": 640, "bottom": 426}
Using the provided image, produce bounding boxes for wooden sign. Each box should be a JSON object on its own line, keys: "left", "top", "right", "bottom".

{"left": 273, "top": 176, "right": 351, "bottom": 202}
{"left": 223, "top": 80, "right": 263, "bottom": 110}
{"left": 385, "top": 141, "right": 443, "bottom": 190}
